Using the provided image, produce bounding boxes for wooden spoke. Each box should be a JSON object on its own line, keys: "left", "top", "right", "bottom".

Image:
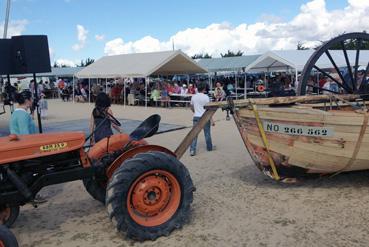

{"left": 313, "top": 65, "right": 351, "bottom": 93}
{"left": 341, "top": 41, "right": 355, "bottom": 88}
{"left": 325, "top": 50, "right": 347, "bottom": 90}
{"left": 354, "top": 38, "right": 362, "bottom": 91}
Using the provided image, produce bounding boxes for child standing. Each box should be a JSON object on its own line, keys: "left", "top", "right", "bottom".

{"left": 39, "top": 93, "right": 48, "bottom": 119}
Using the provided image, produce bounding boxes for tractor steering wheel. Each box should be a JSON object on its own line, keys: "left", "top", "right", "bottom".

{"left": 106, "top": 112, "right": 121, "bottom": 127}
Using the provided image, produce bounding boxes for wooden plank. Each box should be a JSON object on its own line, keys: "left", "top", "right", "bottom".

{"left": 174, "top": 108, "right": 217, "bottom": 159}
{"left": 205, "top": 94, "right": 360, "bottom": 109}
{"left": 238, "top": 108, "right": 369, "bottom": 126}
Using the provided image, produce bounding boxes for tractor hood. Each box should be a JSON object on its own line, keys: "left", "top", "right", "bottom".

{"left": 0, "top": 132, "right": 85, "bottom": 165}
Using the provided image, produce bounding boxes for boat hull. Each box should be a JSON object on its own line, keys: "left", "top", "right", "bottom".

{"left": 234, "top": 105, "right": 369, "bottom": 180}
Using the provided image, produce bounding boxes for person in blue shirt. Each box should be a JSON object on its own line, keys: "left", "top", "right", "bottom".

{"left": 9, "top": 90, "right": 37, "bottom": 135}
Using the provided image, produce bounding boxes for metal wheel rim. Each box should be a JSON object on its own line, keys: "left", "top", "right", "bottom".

{"left": 127, "top": 169, "right": 181, "bottom": 227}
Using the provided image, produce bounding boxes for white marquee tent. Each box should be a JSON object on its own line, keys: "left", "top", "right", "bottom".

{"left": 75, "top": 50, "right": 207, "bottom": 78}
{"left": 245, "top": 50, "right": 369, "bottom": 73}
{"left": 74, "top": 50, "right": 207, "bottom": 106}
{"left": 245, "top": 50, "right": 369, "bottom": 89}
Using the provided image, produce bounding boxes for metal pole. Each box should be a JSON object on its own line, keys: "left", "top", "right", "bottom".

{"left": 235, "top": 72, "right": 238, "bottom": 100}
{"left": 295, "top": 68, "right": 298, "bottom": 92}
{"left": 33, "top": 73, "right": 42, "bottom": 133}
{"left": 244, "top": 73, "right": 247, "bottom": 99}
{"left": 72, "top": 76, "right": 75, "bottom": 102}
{"left": 145, "top": 77, "right": 148, "bottom": 108}
{"left": 209, "top": 72, "right": 212, "bottom": 92}
{"left": 3, "top": 0, "right": 11, "bottom": 38}
{"left": 88, "top": 78, "right": 91, "bottom": 104}
{"left": 123, "top": 77, "right": 126, "bottom": 108}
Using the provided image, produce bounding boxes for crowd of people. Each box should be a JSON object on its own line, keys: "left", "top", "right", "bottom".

{"left": 0, "top": 79, "right": 50, "bottom": 118}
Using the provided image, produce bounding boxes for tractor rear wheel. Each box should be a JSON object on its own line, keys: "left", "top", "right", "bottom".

{"left": 0, "top": 206, "right": 19, "bottom": 228}
{"left": 83, "top": 177, "right": 107, "bottom": 204}
{"left": 0, "top": 226, "right": 18, "bottom": 247}
{"left": 106, "top": 151, "right": 194, "bottom": 241}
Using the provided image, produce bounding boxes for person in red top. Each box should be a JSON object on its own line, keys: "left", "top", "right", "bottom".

{"left": 111, "top": 84, "right": 121, "bottom": 104}
{"left": 166, "top": 83, "right": 175, "bottom": 94}
{"left": 187, "top": 84, "right": 196, "bottom": 94}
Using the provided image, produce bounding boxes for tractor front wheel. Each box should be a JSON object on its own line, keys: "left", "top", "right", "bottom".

{"left": 0, "top": 206, "right": 19, "bottom": 228}
{"left": 106, "top": 151, "right": 194, "bottom": 241}
{"left": 0, "top": 226, "right": 18, "bottom": 247}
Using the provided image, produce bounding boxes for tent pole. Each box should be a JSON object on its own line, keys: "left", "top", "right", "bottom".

{"left": 72, "top": 76, "right": 75, "bottom": 103}
{"left": 209, "top": 72, "right": 212, "bottom": 93}
{"left": 123, "top": 77, "right": 126, "bottom": 108}
{"left": 88, "top": 78, "right": 91, "bottom": 104}
{"left": 244, "top": 73, "right": 247, "bottom": 99}
{"left": 145, "top": 77, "right": 149, "bottom": 108}
{"left": 105, "top": 78, "right": 107, "bottom": 93}
{"left": 295, "top": 68, "right": 298, "bottom": 92}
{"left": 235, "top": 72, "right": 238, "bottom": 100}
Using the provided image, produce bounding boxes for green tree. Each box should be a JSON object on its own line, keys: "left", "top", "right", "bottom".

{"left": 78, "top": 57, "right": 95, "bottom": 67}
{"left": 297, "top": 42, "right": 309, "bottom": 50}
{"left": 317, "top": 31, "right": 369, "bottom": 50}
{"left": 191, "top": 53, "right": 212, "bottom": 59}
{"left": 220, "top": 50, "right": 243, "bottom": 57}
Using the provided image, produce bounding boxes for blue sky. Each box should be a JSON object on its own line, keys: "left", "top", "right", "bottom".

{"left": 0, "top": 0, "right": 357, "bottom": 65}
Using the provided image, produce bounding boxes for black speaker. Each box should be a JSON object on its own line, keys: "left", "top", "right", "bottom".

{"left": 11, "top": 35, "right": 51, "bottom": 74}
{"left": 0, "top": 39, "right": 12, "bottom": 75}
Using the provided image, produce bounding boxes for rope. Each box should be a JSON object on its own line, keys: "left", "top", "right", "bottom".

{"left": 331, "top": 111, "right": 369, "bottom": 177}
{"left": 251, "top": 103, "right": 280, "bottom": 181}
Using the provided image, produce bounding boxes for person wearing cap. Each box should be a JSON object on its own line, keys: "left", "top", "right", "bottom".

{"left": 9, "top": 90, "right": 37, "bottom": 135}
{"left": 180, "top": 84, "right": 188, "bottom": 95}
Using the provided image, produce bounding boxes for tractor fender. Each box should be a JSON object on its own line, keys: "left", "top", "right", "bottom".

{"left": 88, "top": 133, "right": 147, "bottom": 161}
{"left": 106, "top": 145, "right": 176, "bottom": 179}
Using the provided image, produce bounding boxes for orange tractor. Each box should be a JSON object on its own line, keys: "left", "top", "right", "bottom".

{"left": 0, "top": 114, "right": 194, "bottom": 242}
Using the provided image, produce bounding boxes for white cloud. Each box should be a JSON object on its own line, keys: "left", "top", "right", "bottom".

{"left": 95, "top": 34, "right": 105, "bottom": 41}
{"left": 72, "top": 24, "right": 88, "bottom": 51}
{"left": 104, "top": 0, "right": 369, "bottom": 57}
{"left": 104, "top": 36, "right": 166, "bottom": 55}
{"left": 0, "top": 19, "right": 28, "bottom": 38}
{"left": 55, "top": 58, "right": 78, "bottom": 67}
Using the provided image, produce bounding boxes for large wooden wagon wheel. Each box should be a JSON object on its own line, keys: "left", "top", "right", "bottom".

{"left": 298, "top": 32, "right": 369, "bottom": 95}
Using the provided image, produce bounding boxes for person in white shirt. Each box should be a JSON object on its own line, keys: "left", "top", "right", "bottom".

{"left": 189, "top": 82, "right": 215, "bottom": 156}
{"left": 180, "top": 84, "right": 188, "bottom": 95}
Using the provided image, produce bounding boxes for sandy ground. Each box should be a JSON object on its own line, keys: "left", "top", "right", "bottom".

{"left": 2, "top": 99, "right": 369, "bottom": 247}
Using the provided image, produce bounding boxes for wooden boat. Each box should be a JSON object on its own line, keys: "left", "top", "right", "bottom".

{"left": 228, "top": 96, "right": 369, "bottom": 181}
{"left": 174, "top": 32, "right": 369, "bottom": 182}
{"left": 174, "top": 94, "right": 369, "bottom": 182}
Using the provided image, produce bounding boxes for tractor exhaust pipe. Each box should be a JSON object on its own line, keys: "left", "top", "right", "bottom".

{"left": 6, "top": 168, "right": 33, "bottom": 201}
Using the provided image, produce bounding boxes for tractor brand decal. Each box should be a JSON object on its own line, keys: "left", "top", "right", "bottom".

{"left": 40, "top": 142, "right": 68, "bottom": 152}
{"left": 263, "top": 121, "right": 334, "bottom": 137}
